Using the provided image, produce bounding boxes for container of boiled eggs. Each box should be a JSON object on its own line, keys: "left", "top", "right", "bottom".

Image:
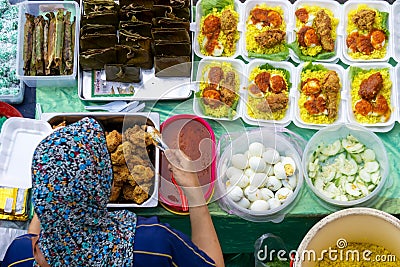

{"left": 216, "top": 127, "right": 304, "bottom": 222}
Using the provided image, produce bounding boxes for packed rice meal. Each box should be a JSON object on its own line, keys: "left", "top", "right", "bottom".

{"left": 290, "top": 5, "right": 339, "bottom": 61}
{"left": 245, "top": 4, "right": 289, "bottom": 61}
{"left": 298, "top": 63, "right": 341, "bottom": 124}
{"left": 350, "top": 66, "right": 391, "bottom": 123}
{"left": 197, "top": 62, "right": 240, "bottom": 119}
{"left": 198, "top": 0, "right": 239, "bottom": 57}
{"left": 247, "top": 63, "right": 291, "bottom": 121}
{"left": 346, "top": 4, "right": 389, "bottom": 60}
{"left": 317, "top": 242, "right": 399, "bottom": 266}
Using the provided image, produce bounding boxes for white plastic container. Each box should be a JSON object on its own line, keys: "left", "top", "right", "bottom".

{"left": 302, "top": 123, "right": 390, "bottom": 209}
{"left": 242, "top": 59, "right": 294, "bottom": 128}
{"left": 290, "top": 0, "right": 343, "bottom": 63}
{"left": 342, "top": 0, "right": 392, "bottom": 64}
{"left": 295, "top": 208, "right": 400, "bottom": 267}
{"left": 292, "top": 62, "right": 347, "bottom": 130}
{"left": 193, "top": 57, "right": 245, "bottom": 121}
{"left": 0, "top": 81, "right": 25, "bottom": 104}
{"left": 241, "top": 0, "right": 292, "bottom": 62}
{"left": 192, "top": 0, "right": 243, "bottom": 59}
{"left": 16, "top": 1, "right": 80, "bottom": 87}
{"left": 392, "top": 1, "right": 400, "bottom": 62}
{"left": 215, "top": 127, "right": 305, "bottom": 223}
{"left": 345, "top": 63, "right": 396, "bottom": 133}
{"left": 0, "top": 117, "right": 53, "bottom": 189}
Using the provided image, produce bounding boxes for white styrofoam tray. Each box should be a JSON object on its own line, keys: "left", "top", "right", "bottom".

{"left": 292, "top": 62, "right": 347, "bottom": 130}
{"left": 392, "top": 1, "right": 400, "bottom": 62}
{"left": 290, "top": 0, "right": 343, "bottom": 63}
{"left": 0, "top": 118, "right": 53, "bottom": 189}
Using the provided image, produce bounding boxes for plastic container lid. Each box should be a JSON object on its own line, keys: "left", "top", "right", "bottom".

{"left": 290, "top": 0, "right": 343, "bottom": 63}
{"left": 16, "top": 1, "right": 80, "bottom": 87}
{"left": 242, "top": 59, "right": 294, "bottom": 128}
{"left": 302, "top": 123, "right": 390, "bottom": 210}
{"left": 345, "top": 62, "right": 396, "bottom": 133}
{"left": 193, "top": 0, "right": 243, "bottom": 59}
{"left": 241, "top": 0, "right": 292, "bottom": 62}
{"left": 215, "top": 127, "right": 305, "bottom": 223}
{"left": 341, "top": 0, "right": 392, "bottom": 65}
{"left": 193, "top": 57, "right": 245, "bottom": 121}
{"left": 392, "top": 1, "right": 400, "bottom": 62}
{"left": 292, "top": 62, "right": 346, "bottom": 130}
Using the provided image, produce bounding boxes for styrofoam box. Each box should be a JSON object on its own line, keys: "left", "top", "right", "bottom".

{"left": 0, "top": 118, "right": 53, "bottom": 189}
{"left": 192, "top": 0, "right": 243, "bottom": 59}
{"left": 241, "top": 0, "right": 292, "bottom": 62}
{"left": 342, "top": 0, "right": 392, "bottom": 65}
{"left": 241, "top": 59, "right": 294, "bottom": 128}
{"left": 345, "top": 63, "right": 397, "bottom": 133}
{"left": 392, "top": 1, "right": 400, "bottom": 62}
{"left": 16, "top": 1, "right": 80, "bottom": 87}
{"left": 291, "top": 0, "right": 343, "bottom": 63}
{"left": 292, "top": 63, "right": 347, "bottom": 130}
{"left": 193, "top": 57, "right": 246, "bottom": 121}
{"left": 396, "top": 64, "right": 400, "bottom": 125}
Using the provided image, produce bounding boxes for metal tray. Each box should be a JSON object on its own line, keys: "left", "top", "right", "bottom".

{"left": 41, "top": 112, "right": 160, "bottom": 208}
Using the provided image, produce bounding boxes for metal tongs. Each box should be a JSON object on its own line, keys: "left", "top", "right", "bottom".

{"left": 147, "top": 126, "right": 189, "bottom": 211}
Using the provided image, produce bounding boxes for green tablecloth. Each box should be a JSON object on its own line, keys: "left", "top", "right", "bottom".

{"left": 36, "top": 86, "right": 400, "bottom": 253}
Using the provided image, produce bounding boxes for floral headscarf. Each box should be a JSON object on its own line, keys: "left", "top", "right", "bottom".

{"left": 32, "top": 117, "right": 136, "bottom": 266}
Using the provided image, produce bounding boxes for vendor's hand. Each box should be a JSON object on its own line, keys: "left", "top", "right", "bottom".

{"left": 164, "top": 149, "right": 200, "bottom": 189}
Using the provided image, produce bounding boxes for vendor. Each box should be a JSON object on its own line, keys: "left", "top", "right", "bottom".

{"left": 2, "top": 117, "right": 224, "bottom": 267}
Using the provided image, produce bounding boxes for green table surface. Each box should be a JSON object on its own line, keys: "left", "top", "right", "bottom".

{"left": 36, "top": 81, "right": 400, "bottom": 253}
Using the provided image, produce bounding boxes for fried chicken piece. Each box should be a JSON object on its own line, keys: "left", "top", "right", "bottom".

{"left": 269, "top": 75, "right": 287, "bottom": 94}
{"left": 356, "top": 34, "right": 374, "bottom": 55}
{"left": 106, "top": 130, "right": 122, "bottom": 153}
{"left": 220, "top": 71, "right": 236, "bottom": 91}
{"left": 359, "top": 72, "right": 383, "bottom": 101}
{"left": 255, "top": 72, "right": 271, "bottom": 93}
{"left": 110, "top": 180, "right": 122, "bottom": 202}
{"left": 297, "top": 26, "right": 314, "bottom": 47}
{"left": 208, "top": 66, "right": 224, "bottom": 85}
{"left": 352, "top": 9, "right": 376, "bottom": 31}
{"left": 112, "top": 164, "right": 131, "bottom": 185}
{"left": 124, "top": 125, "right": 149, "bottom": 148}
{"left": 122, "top": 184, "right": 150, "bottom": 204}
{"left": 221, "top": 9, "right": 237, "bottom": 33}
{"left": 255, "top": 29, "right": 285, "bottom": 48}
{"left": 52, "top": 121, "right": 66, "bottom": 129}
{"left": 346, "top": 31, "right": 359, "bottom": 52}
{"left": 295, "top": 8, "right": 309, "bottom": 23}
{"left": 314, "top": 10, "right": 334, "bottom": 52}
{"left": 220, "top": 87, "right": 236, "bottom": 107}
{"left": 257, "top": 93, "right": 288, "bottom": 113}
{"left": 126, "top": 155, "right": 149, "bottom": 169}
{"left": 130, "top": 165, "right": 154, "bottom": 185}
{"left": 111, "top": 144, "right": 126, "bottom": 166}
{"left": 321, "top": 71, "right": 340, "bottom": 118}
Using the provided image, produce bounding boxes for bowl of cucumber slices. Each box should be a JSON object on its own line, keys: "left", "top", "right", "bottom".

{"left": 302, "top": 123, "right": 389, "bottom": 208}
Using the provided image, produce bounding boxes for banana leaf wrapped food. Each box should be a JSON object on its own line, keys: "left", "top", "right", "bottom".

{"left": 23, "top": 14, "right": 35, "bottom": 75}
{"left": 81, "top": 24, "right": 116, "bottom": 35}
{"left": 84, "top": 0, "right": 118, "bottom": 14}
{"left": 34, "top": 15, "right": 45, "bottom": 75}
{"left": 154, "top": 0, "right": 189, "bottom": 8}
{"left": 152, "top": 17, "right": 190, "bottom": 31}
{"left": 80, "top": 33, "right": 117, "bottom": 50}
{"left": 82, "top": 11, "right": 118, "bottom": 26}
{"left": 80, "top": 47, "right": 117, "bottom": 70}
{"left": 119, "top": 0, "right": 153, "bottom": 9}
{"left": 155, "top": 56, "right": 191, "bottom": 77}
{"left": 119, "top": 21, "right": 152, "bottom": 38}
{"left": 172, "top": 7, "right": 190, "bottom": 20}
{"left": 116, "top": 45, "right": 153, "bottom": 69}
{"left": 151, "top": 28, "right": 190, "bottom": 42}
{"left": 152, "top": 5, "right": 173, "bottom": 18}
{"left": 154, "top": 41, "right": 191, "bottom": 56}
{"left": 54, "top": 9, "right": 64, "bottom": 73}
{"left": 119, "top": 6, "right": 153, "bottom": 23}
{"left": 119, "top": 30, "right": 152, "bottom": 51}
{"left": 63, "top": 11, "right": 73, "bottom": 75}
{"left": 105, "top": 64, "right": 142, "bottom": 83}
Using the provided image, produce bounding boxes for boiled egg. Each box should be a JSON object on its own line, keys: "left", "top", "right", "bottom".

{"left": 250, "top": 200, "right": 270, "bottom": 211}
{"left": 231, "top": 154, "right": 248, "bottom": 170}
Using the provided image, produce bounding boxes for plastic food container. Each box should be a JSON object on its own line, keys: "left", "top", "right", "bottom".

{"left": 215, "top": 127, "right": 305, "bottom": 223}
{"left": 0, "top": 117, "right": 53, "bottom": 189}
{"left": 342, "top": 0, "right": 392, "bottom": 64}
{"left": 241, "top": 0, "right": 292, "bottom": 62}
{"left": 302, "top": 123, "right": 390, "bottom": 209}
{"left": 192, "top": 0, "right": 243, "bottom": 59}
{"left": 242, "top": 59, "right": 294, "bottom": 128}
{"left": 292, "top": 62, "right": 346, "bottom": 130}
{"left": 16, "top": 1, "right": 80, "bottom": 87}
{"left": 0, "top": 82, "right": 25, "bottom": 105}
{"left": 158, "top": 114, "right": 216, "bottom": 215}
{"left": 193, "top": 57, "right": 245, "bottom": 121}
{"left": 294, "top": 208, "right": 400, "bottom": 267}
{"left": 345, "top": 63, "right": 396, "bottom": 133}
{"left": 393, "top": 1, "right": 400, "bottom": 62}
{"left": 41, "top": 112, "right": 160, "bottom": 208}
{"left": 291, "top": 0, "right": 342, "bottom": 63}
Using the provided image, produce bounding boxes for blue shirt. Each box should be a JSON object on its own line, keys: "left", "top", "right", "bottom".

{"left": 1, "top": 216, "right": 215, "bottom": 267}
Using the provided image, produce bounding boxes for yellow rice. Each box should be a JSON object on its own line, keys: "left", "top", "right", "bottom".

{"left": 246, "top": 67, "right": 289, "bottom": 121}
{"left": 351, "top": 68, "right": 392, "bottom": 124}
{"left": 295, "top": 6, "right": 339, "bottom": 57}
{"left": 246, "top": 4, "right": 287, "bottom": 55}
{"left": 198, "top": 5, "right": 240, "bottom": 57}
{"left": 298, "top": 68, "right": 341, "bottom": 124}
{"left": 346, "top": 4, "right": 388, "bottom": 59}
{"left": 199, "top": 62, "right": 240, "bottom": 118}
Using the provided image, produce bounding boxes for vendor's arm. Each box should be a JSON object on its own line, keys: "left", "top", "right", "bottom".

{"left": 165, "top": 149, "right": 225, "bottom": 267}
